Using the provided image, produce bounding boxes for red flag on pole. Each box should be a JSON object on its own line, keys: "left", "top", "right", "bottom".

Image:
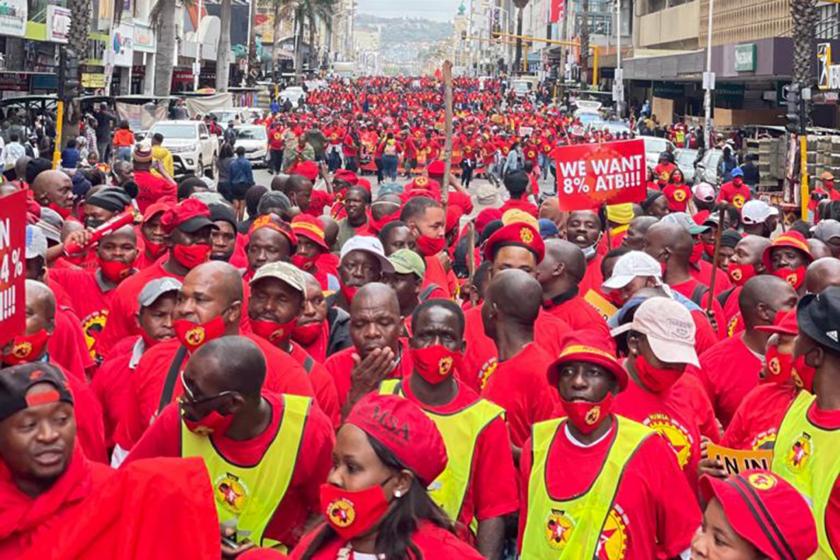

{"left": 550, "top": 0, "right": 565, "bottom": 23}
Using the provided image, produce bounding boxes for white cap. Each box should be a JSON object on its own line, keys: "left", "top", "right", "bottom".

{"left": 692, "top": 182, "right": 716, "bottom": 203}
{"left": 611, "top": 297, "right": 699, "bottom": 367}
{"left": 25, "top": 225, "right": 47, "bottom": 260}
{"left": 602, "top": 251, "right": 663, "bottom": 291}
{"left": 741, "top": 200, "right": 779, "bottom": 225}
{"left": 339, "top": 236, "right": 395, "bottom": 274}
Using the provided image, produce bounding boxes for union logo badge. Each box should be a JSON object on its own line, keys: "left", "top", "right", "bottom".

{"left": 785, "top": 273, "right": 799, "bottom": 287}
{"left": 520, "top": 227, "right": 534, "bottom": 244}
{"left": 215, "top": 473, "right": 248, "bottom": 514}
{"left": 270, "top": 328, "right": 285, "bottom": 343}
{"left": 545, "top": 509, "right": 574, "bottom": 550}
{"left": 645, "top": 413, "right": 692, "bottom": 468}
{"left": 597, "top": 507, "right": 629, "bottom": 560}
{"left": 186, "top": 326, "right": 206, "bottom": 347}
{"left": 585, "top": 405, "right": 601, "bottom": 426}
{"left": 673, "top": 189, "right": 687, "bottom": 202}
{"left": 767, "top": 357, "right": 781, "bottom": 376}
{"left": 730, "top": 268, "right": 743, "bottom": 282}
{"left": 733, "top": 194, "right": 746, "bottom": 208}
{"left": 326, "top": 498, "right": 356, "bottom": 528}
{"left": 747, "top": 472, "right": 777, "bottom": 491}
{"left": 438, "top": 356, "right": 453, "bottom": 376}
{"left": 786, "top": 432, "right": 812, "bottom": 472}
{"left": 415, "top": 176, "right": 428, "bottom": 187}
{"left": 12, "top": 342, "right": 32, "bottom": 359}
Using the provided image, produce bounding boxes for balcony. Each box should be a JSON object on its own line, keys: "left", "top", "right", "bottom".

{"left": 636, "top": 0, "right": 700, "bottom": 50}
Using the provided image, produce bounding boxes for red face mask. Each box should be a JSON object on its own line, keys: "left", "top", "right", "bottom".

{"left": 48, "top": 202, "right": 73, "bottom": 219}
{"left": 415, "top": 234, "right": 445, "bottom": 257}
{"left": 319, "top": 482, "right": 391, "bottom": 541}
{"left": 99, "top": 258, "right": 134, "bottom": 283}
{"left": 250, "top": 318, "right": 296, "bottom": 346}
{"left": 145, "top": 240, "right": 167, "bottom": 259}
{"left": 181, "top": 409, "right": 235, "bottom": 436}
{"left": 340, "top": 283, "right": 359, "bottom": 303}
{"left": 174, "top": 316, "right": 226, "bottom": 352}
{"left": 410, "top": 344, "right": 461, "bottom": 385}
{"left": 763, "top": 344, "right": 793, "bottom": 385}
{"left": 634, "top": 354, "right": 683, "bottom": 393}
{"left": 703, "top": 242, "right": 716, "bottom": 258}
{"left": 173, "top": 243, "right": 211, "bottom": 270}
{"left": 792, "top": 353, "right": 817, "bottom": 393}
{"left": 774, "top": 266, "right": 806, "bottom": 291}
{"left": 2, "top": 329, "right": 49, "bottom": 365}
{"left": 560, "top": 392, "right": 614, "bottom": 435}
{"left": 292, "top": 322, "right": 323, "bottom": 346}
{"left": 290, "top": 253, "right": 317, "bottom": 271}
{"left": 689, "top": 242, "right": 704, "bottom": 265}
{"left": 606, "top": 290, "right": 626, "bottom": 308}
{"left": 728, "top": 262, "right": 757, "bottom": 287}
{"left": 733, "top": 177, "right": 744, "bottom": 187}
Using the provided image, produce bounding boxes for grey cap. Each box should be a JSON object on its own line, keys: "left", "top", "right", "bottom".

{"left": 35, "top": 206, "right": 64, "bottom": 244}
{"left": 250, "top": 261, "right": 306, "bottom": 293}
{"left": 661, "top": 211, "right": 709, "bottom": 235}
{"left": 811, "top": 219, "right": 840, "bottom": 242}
{"left": 25, "top": 225, "right": 47, "bottom": 260}
{"left": 257, "top": 191, "right": 291, "bottom": 216}
{"left": 138, "top": 277, "right": 183, "bottom": 307}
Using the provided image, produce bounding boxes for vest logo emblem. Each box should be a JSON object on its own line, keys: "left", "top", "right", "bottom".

{"left": 747, "top": 472, "right": 777, "bottom": 491}
{"left": 326, "top": 497, "right": 356, "bottom": 528}
{"left": 786, "top": 432, "right": 812, "bottom": 472}
{"left": 597, "top": 506, "right": 629, "bottom": 560}
{"left": 520, "top": 227, "right": 534, "bottom": 244}
{"left": 545, "top": 508, "right": 574, "bottom": 549}
{"left": 438, "top": 356, "right": 453, "bottom": 376}
{"left": 215, "top": 472, "right": 248, "bottom": 514}
{"left": 645, "top": 413, "right": 692, "bottom": 468}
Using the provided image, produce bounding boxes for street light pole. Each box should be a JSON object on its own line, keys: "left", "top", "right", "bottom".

{"left": 193, "top": 0, "right": 203, "bottom": 91}
{"left": 615, "top": 0, "right": 624, "bottom": 117}
{"left": 703, "top": 0, "right": 715, "bottom": 149}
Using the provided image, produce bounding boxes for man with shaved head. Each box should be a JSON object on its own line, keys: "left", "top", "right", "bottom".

{"left": 124, "top": 336, "right": 334, "bottom": 552}
{"left": 805, "top": 257, "right": 840, "bottom": 294}
{"left": 693, "top": 275, "right": 798, "bottom": 427}
{"left": 622, "top": 216, "right": 658, "bottom": 251}
{"left": 31, "top": 170, "right": 74, "bottom": 218}
{"left": 114, "top": 261, "right": 314, "bottom": 456}
{"left": 324, "top": 282, "right": 413, "bottom": 415}
{"left": 807, "top": 238, "right": 832, "bottom": 259}
{"left": 720, "top": 234, "right": 772, "bottom": 335}
{"left": 536, "top": 239, "right": 610, "bottom": 338}
{"left": 480, "top": 269, "right": 560, "bottom": 452}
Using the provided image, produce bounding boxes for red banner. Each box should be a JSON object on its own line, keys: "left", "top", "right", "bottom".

{"left": 550, "top": 0, "right": 565, "bottom": 23}
{"left": 0, "top": 190, "right": 26, "bottom": 344}
{"left": 551, "top": 139, "right": 647, "bottom": 211}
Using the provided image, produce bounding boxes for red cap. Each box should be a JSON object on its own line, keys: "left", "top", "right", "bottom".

{"left": 446, "top": 204, "right": 464, "bottom": 233}
{"left": 291, "top": 214, "right": 329, "bottom": 250}
{"left": 159, "top": 199, "right": 215, "bottom": 234}
{"left": 356, "top": 178, "right": 372, "bottom": 192}
{"left": 475, "top": 208, "right": 503, "bottom": 234}
{"left": 755, "top": 308, "right": 799, "bottom": 335}
{"left": 693, "top": 210, "right": 711, "bottom": 226}
{"left": 761, "top": 231, "right": 813, "bottom": 271}
{"left": 345, "top": 393, "right": 447, "bottom": 487}
{"left": 483, "top": 222, "right": 545, "bottom": 264}
{"left": 249, "top": 213, "right": 298, "bottom": 248}
{"left": 426, "top": 160, "right": 446, "bottom": 177}
{"left": 547, "top": 331, "right": 626, "bottom": 391}
{"left": 700, "top": 471, "right": 818, "bottom": 560}
{"left": 143, "top": 201, "right": 174, "bottom": 224}
{"left": 405, "top": 175, "right": 440, "bottom": 193}
{"left": 333, "top": 169, "right": 358, "bottom": 186}
{"left": 290, "top": 160, "right": 319, "bottom": 181}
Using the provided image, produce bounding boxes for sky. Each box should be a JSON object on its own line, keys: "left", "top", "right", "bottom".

{"left": 355, "top": 0, "right": 463, "bottom": 21}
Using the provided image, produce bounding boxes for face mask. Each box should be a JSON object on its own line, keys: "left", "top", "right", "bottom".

{"left": 48, "top": 202, "right": 72, "bottom": 219}
{"left": 181, "top": 408, "right": 235, "bottom": 437}
{"left": 582, "top": 244, "right": 597, "bottom": 260}
{"left": 340, "top": 283, "right": 359, "bottom": 303}
{"left": 319, "top": 482, "right": 391, "bottom": 541}
{"left": 99, "top": 258, "right": 133, "bottom": 283}
{"left": 140, "top": 329, "right": 166, "bottom": 350}
{"left": 292, "top": 322, "right": 323, "bottom": 345}
{"left": 774, "top": 266, "right": 806, "bottom": 291}
{"left": 250, "top": 318, "right": 296, "bottom": 346}
{"left": 291, "top": 253, "right": 317, "bottom": 271}
{"left": 763, "top": 344, "right": 793, "bottom": 385}
{"left": 792, "top": 353, "right": 817, "bottom": 393}
{"left": 85, "top": 217, "right": 105, "bottom": 229}
{"left": 410, "top": 344, "right": 462, "bottom": 385}
{"left": 174, "top": 316, "right": 226, "bottom": 352}
{"left": 415, "top": 234, "right": 445, "bottom": 257}
{"left": 145, "top": 240, "right": 167, "bottom": 259}
{"left": 2, "top": 329, "right": 49, "bottom": 365}
{"left": 703, "top": 242, "right": 715, "bottom": 258}
{"left": 733, "top": 177, "right": 743, "bottom": 187}
{"left": 728, "top": 262, "right": 757, "bottom": 287}
{"left": 560, "top": 392, "right": 614, "bottom": 434}
{"left": 634, "top": 353, "right": 683, "bottom": 393}
{"left": 173, "top": 243, "right": 211, "bottom": 270}
{"left": 606, "top": 290, "right": 625, "bottom": 308}
{"left": 689, "top": 242, "right": 704, "bottom": 265}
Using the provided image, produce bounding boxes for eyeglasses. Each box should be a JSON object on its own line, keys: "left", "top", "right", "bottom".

{"left": 180, "top": 370, "right": 235, "bottom": 407}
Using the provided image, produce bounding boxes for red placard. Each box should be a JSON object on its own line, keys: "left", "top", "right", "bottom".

{"left": 552, "top": 139, "right": 647, "bottom": 211}
{"left": 0, "top": 190, "right": 27, "bottom": 344}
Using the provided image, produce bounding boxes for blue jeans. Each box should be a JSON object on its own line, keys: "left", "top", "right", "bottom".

{"left": 382, "top": 154, "right": 398, "bottom": 181}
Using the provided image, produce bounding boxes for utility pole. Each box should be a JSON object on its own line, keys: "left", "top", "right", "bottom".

{"left": 193, "top": 0, "right": 203, "bottom": 91}
{"left": 614, "top": 0, "right": 624, "bottom": 116}
{"left": 703, "top": 0, "right": 715, "bottom": 150}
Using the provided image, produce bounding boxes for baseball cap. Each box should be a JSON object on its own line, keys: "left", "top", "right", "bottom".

{"left": 388, "top": 249, "right": 425, "bottom": 280}
{"left": 346, "top": 393, "right": 447, "bottom": 487}
{"left": 692, "top": 182, "right": 716, "bottom": 203}
{"left": 699, "top": 471, "right": 818, "bottom": 560}
{"left": 730, "top": 167, "right": 744, "bottom": 177}
{"left": 138, "top": 277, "right": 182, "bottom": 307}
{"left": 25, "top": 225, "right": 47, "bottom": 260}
{"left": 208, "top": 202, "right": 237, "bottom": 230}
{"left": 250, "top": 261, "right": 306, "bottom": 294}
{"left": 35, "top": 207, "right": 64, "bottom": 244}
{"left": 0, "top": 362, "right": 74, "bottom": 423}
{"left": 160, "top": 199, "right": 217, "bottom": 234}
{"left": 538, "top": 218, "right": 559, "bottom": 239}
{"left": 611, "top": 297, "right": 699, "bottom": 367}
{"left": 601, "top": 251, "right": 663, "bottom": 291}
{"left": 548, "top": 331, "right": 627, "bottom": 392}
{"left": 741, "top": 200, "right": 779, "bottom": 226}
{"left": 796, "top": 286, "right": 840, "bottom": 354}
{"left": 755, "top": 308, "right": 798, "bottom": 336}
{"left": 340, "top": 236, "right": 395, "bottom": 274}
{"left": 661, "top": 212, "right": 709, "bottom": 235}
{"left": 811, "top": 219, "right": 840, "bottom": 242}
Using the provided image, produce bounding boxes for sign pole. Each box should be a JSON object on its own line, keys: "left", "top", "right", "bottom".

{"left": 52, "top": 100, "right": 64, "bottom": 169}
{"left": 800, "top": 134, "right": 810, "bottom": 219}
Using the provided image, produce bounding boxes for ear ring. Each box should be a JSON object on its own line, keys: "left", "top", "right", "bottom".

{"left": 394, "top": 490, "right": 403, "bottom": 498}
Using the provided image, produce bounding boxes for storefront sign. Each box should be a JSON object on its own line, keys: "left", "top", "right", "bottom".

{"left": 82, "top": 72, "right": 107, "bottom": 89}
{"left": 734, "top": 43, "right": 756, "bottom": 72}
{"left": 817, "top": 43, "right": 840, "bottom": 91}
{"left": 652, "top": 82, "right": 685, "bottom": 99}
{"left": 46, "top": 5, "right": 71, "bottom": 43}
{"left": 108, "top": 23, "right": 134, "bottom": 67}
{"left": 133, "top": 22, "right": 155, "bottom": 52}
{"left": 0, "top": 0, "right": 27, "bottom": 37}
{"left": 551, "top": 139, "right": 647, "bottom": 211}
{"left": 0, "top": 72, "right": 29, "bottom": 91}
{"left": 0, "top": 190, "right": 27, "bottom": 342}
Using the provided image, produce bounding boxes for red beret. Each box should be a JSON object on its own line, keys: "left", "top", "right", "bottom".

{"left": 249, "top": 213, "right": 297, "bottom": 248}
{"left": 345, "top": 394, "right": 447, "bottom": 487}
{"left": 290, "top": 161, "right": 319, "bottom": 182}
{"left": 761, "top": 231, "right": 813, "bottom": 271}
{"left": 446, "top": 204, "right": 464, "bottom": 233}
{"left": 159, "top": 199, "right": 214, "bottom": 234}
{"left": 548, "top": 330, "right": 625, "bottom": 391}
{"left": 291, "top": 214, "right": 329, "bottom": 250}
{"left": 356, "top": 177, "right": 372, "bottom": 192}
{"left": 405, "top": 175, "right": 440, "bottom": 193}
{"left": 483, "top": 222, "right": 545, "bottom": 264}
{"left": 475, "top": 208, "right": 503, "bottom": 235}
{"left": 333, "top": 169, "right": 358, "bottom": 186}
{"left": 426, "top": 160, "right": 446, "bottom": 177}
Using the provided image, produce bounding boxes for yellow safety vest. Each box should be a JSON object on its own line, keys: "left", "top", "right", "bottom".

{"left": 379, "top": 379, "right": 503, "bottom": 526}
{"left": 521, "top": 416, "right": 653, "bottom": 558}
{"left": 772, "top": 391, "right": 840, "bottom": 559}
{"left": 181, "top": 394, "right": 311, "bottom": 549}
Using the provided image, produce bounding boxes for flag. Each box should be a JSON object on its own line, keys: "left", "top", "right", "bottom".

{"left": 550, "top": 0, "right": 565, "bottom": 23}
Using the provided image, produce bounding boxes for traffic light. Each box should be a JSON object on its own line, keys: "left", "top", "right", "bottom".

{"left": 784, "top": 83, "right": 801, "bottom": 134}
{"left": 58, "top": 47, "right": 81, "bottom": 101}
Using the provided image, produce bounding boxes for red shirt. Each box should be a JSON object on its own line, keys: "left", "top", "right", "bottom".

{"left": 91, "top": 337, "right": 142, "bottom": 449}
{"left": 542, "top": 291, "right": 611, "bottom": 340}
{"left": 721, "top": 382, "right": 798, "bottom": 450}
{"left": 133, "top": 170, "right": 176, "bottom": 214}
{"left": 499, "top": 198, "right": 539, "bottom": 218}
{"left": 688, "top": 308, "right": 721, "bottom": 356}
{"left": 662, "top": 183, "right": 691, "bottom": 212}
{"left": 268, "top": 128, "right": 285, "bottom": 150}
{"left": 290, "top": 521, "right": 484, "bottom": 559}
{"left": 288, "top": 341, "right": 340, "bottom": 428}
{"left": 115, "top": 335, "right": 315, "bottom": 450}
{"left": 400, "top": 375, "right": 519, "bottom": 531}
{"left": 124, "top": 392, "right": 335, "bottom": 549}
{"left": 670, "top": 277, "right": 726, "bottom": 339}
{"left": 805, "top": 401, "right": 840, "bottom": 556}
{"left": 722, "top": 285, "right": 743, "bottom": 322}
{"left": 717, "top": 180, "right": 751, "bottom": 208}
{"left": 50, "top": 306, "right": 95, "bottom": 382}
{"left": 578, "top": 254, "right": 605, "bottom": 300}
{"left": 518, "top": 417, "right": 701, "bottom": 558}
{"left": 324, "top": 338, "right": 414, "bottom": 409}
{"left": 692, "top": 334, "right": 763, "bottom": 428}
{"left": 422, "top": 255, "right": 454, "bottom": 299}
{"left": 481, "top": 343, "right": 559, "bottom": 449}
{"left": 690, "top": 259, "right": 732, "bottom": 296}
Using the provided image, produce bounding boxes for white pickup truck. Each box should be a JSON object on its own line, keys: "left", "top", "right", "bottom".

{"left": 148, "top": 120, "right": 219, "bottom": 178}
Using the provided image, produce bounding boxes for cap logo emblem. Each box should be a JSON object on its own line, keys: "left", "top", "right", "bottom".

{"left": 28, "top": 369, "right": 44, "bottom": 380}
{"left": 545, "top": 509, "right": 574, "bottom": 550}
{"left": 746, "top": 472, "right": 777, "bottom": 491}
{"left": 520, "top": 227, "right": 534, "bottom": 244}
{"left": 12, "top": 342, "right": 33, "bottom": 359}
{"left": 828, "top": 330, "right": 839, "bottom": 342}
{"left": 438, "top": 356, "right": 453, "bottom": 376}
{"left": 326, "top": 497, "right": 356, "bottom": 528}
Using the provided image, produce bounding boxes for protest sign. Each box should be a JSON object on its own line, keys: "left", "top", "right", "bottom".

{"left": 583, "top": 289, "right": 618, "bottom": 321}
{"left": 552, "top": 139, "right": 647, "bottom": 211}
{"left": 706, "top": 443, "right": 773, "bottom": 476}
{"left": 0, "top": 190, "right": 27, "bottom": 343}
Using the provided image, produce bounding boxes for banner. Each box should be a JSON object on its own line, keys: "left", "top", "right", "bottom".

{"left": 550, "top": 0, "right": 565, "bottom": 23}
{"left": 706, "top": 444, "right": 773, "bottom": 476}
{"left": 0, "top": 190, "right": 27, "bottom": 344}
{"left": 47, "top": 5, "right": 72, "bottom": 43}
{"left": 551, "top": 139, "right": 647, "bottom": 211}
{"left": 116, "top": 100, "right": 169, "bottom": 132}
{"left": 583, "top": 289, "right": 618, "bottom": 321}
{"left": 0, "top": 0, "right": 27, "bottom": 37}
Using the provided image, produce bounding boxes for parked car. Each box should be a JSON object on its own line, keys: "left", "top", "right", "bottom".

{"left": 695, "top": 148, "right": 724, "bottom": 185}
{"left": 642, "top": 136, "right": 677, "bottom": 170}
{"left": 208, "top": 108, "right": 248, "bottom": 127}
{"left": 279, "top": 86, "right": 306, "bottom": 106}
{"left": 148, "top": 120, "right": 219, "bottom": 178}
{"left": 234, "top": 124, "right": 269, "bottom": 167}
{"left": 674, "top": 148, "right": 700, "bottom": 184}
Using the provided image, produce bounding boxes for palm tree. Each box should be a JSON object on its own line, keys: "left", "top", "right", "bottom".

{"left": 216, "top": 0, "right": 232, "bottom": 91}
{"left": 67, "top": 0, "right": 91, "bottom": 62}
{"left": 152, "top": 0, "right": 178, "bottom": 95}
{"left": 792, "top": 0, "right": 817, "bottom": 86}
{"left": 512, "top": 0, "right": 529, "bottom": 74}
{"left": 306, "top": 0, "right": 336, "bottom": 71}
